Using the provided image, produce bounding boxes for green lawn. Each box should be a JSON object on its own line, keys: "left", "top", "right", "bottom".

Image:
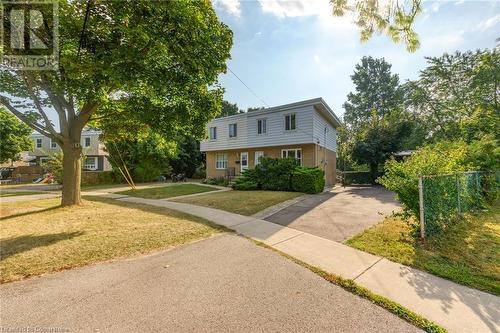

{"left": 0, "top": 196, "right": 226, "bottom": 283}
{"left": 118, "top": 184, "right": 219, "bottom": 199}
{"left": 0, "top": 191, "right": 45, "bottom": 197}
{"left": 174, "top": 190, "right": 303, "bottom": 216}
{"left": 347, "top": 202, "right": 500, "bottom": 295}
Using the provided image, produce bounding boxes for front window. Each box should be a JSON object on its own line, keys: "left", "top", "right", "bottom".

{"left": 229, "top": 123, "right": 237, "bottom": 138}
{"left": 50, "top": 139, "right": 57, "bottom": 148}
{"left": 209, "top": 127, "right": 217, "bottom": 140}
{"left": 39, "top": 157, "right": 50, "bottom": 166}
{"left": 84, "top": 157, "right": 98, "bottom": 170}
{"left": 215, "top": 153, "right": 228, "bottom": 170}
{"left": 257, "top": 119, "right": 267, "bottom": 134}
{"left": 255, "top": 151, "right": 264, "bottom": 166}
{"left": 285, "top": 114, "right": 296, "bottom": 131}
{"left": 83, "top": 137, "right": 91, "bottom": 147}
{"left": 282, "top": 148, "right": 302, "bottom": 165}
{"left": 36, "top": 138, "right": 42, "bottom": 148}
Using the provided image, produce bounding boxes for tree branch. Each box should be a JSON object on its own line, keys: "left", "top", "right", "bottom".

{"left": 0, "top": 95, "right": 54, "bottom": 138}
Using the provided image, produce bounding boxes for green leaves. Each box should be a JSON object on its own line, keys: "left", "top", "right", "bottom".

{"left": 0, "top": 107, "right": 33, "bottom": 164}
{"left": 330, "top": 0, "right": 422, "bottom": 52}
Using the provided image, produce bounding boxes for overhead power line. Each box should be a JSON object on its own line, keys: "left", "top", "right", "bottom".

{"left": 227, "top": 67, "right": 270, "bottom": 108}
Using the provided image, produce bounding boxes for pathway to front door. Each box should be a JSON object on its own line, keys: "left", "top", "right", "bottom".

{"left": 265, "top": 186, "right": 400, "bottom": 242}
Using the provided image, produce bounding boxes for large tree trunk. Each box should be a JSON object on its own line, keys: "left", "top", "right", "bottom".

{"left": 61, "top": 144, "right": 83, "bottom": 206}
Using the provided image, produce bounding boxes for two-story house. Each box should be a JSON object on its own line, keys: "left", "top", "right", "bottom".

{"left": 200, "top": 98, "right": 341, "bottom": 185}
{"left": 30, "top": 129, "right": 112, "bottom": 171}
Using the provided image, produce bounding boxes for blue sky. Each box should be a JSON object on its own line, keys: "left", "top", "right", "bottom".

{"left": 212, "top": 0, "right": 500, "bottom": 117}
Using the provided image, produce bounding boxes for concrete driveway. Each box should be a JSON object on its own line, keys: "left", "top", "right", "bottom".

{"left": 265, "top": 186, "right": 400, "bottom": 242}
{"left": 0, "top": 234, "right": 420, "bottom": 333}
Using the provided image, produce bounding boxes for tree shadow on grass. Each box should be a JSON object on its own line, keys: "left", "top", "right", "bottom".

{"left": 1, "top": 231, "right": 84, "bottom": 260}
{"left": 0, "top": 206, "right": 61, "bottom": 221}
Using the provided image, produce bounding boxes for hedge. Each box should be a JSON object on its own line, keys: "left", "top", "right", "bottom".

{"left": 233, "top": 157, "right": 325, "bottom": 194}
{"left": 291, "top": 167, "right": 325, "bottom": 194}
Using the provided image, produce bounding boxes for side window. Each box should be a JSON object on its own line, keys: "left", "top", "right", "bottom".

{"left": 257, "top": 119, "right": 267, "bottom": 134}
{"left": 229, "top": 123, "right": 237, "bottom": 138}
{"left": 285, "top": 114, "right": 296, "bottom": 131}
{"left": 84, "top": 137, "right": 91, "bottom": 147}
{"left": 51, "top": 139, "right": 57, "bottom": 148}
{"left": 36, "top": 138, "right": 42, "bottom": 148}
{"left": 209, "top": 127, "right": 217, "bottom": 140}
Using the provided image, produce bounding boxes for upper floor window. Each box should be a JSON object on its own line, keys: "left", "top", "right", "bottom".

{"left": 285, "top": 114, "right": 296, "bottom": 131}
{"left": 229, "top": 123, "right": 237, "bottom": 138}
{"left": 282, "top": 148, "right": 302, "bottom": 165}
{"left": 257, "top": 119, "right": 267, "bottom": 134}
{"left": 84, "top": 137, "right": 91, "bottom": 147}
{"left": 36, "top": 138, "right": 42, "bottom": 148}
{"left": 209, "top": 127, "right": 217, "bottom": 140}
{"left": 50, "top": 139, "right": 57, "bottom": 148}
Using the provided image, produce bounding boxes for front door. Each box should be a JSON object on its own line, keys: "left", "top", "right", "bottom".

{"left": 240, "top": 152, "right": 248, "bottom": 172}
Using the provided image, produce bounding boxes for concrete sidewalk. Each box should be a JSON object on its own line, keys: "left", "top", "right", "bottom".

{"left": 86, "top": 191, "right": 500, "bottom": 333}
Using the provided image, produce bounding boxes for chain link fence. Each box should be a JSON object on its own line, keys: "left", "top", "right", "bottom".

{"left": 418, "top": 171, "right": 499, "bottom": 238}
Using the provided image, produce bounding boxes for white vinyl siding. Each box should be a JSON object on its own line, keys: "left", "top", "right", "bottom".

{"left": 282, "top": 148, "right": 302, "bottom": 165}
{"left": 229, "top": 123, "right": 237, "bottom": 138}
{"left": 215, "top": 153, "right": 228, "bottom": 169}
{"left": 209, "top": 127, "right": 217, "bottom": 140}
{"left": 312, "top": 111, "right": 337, "bottom": 152}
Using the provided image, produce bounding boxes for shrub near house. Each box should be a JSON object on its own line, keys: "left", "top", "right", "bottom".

{"left": 234, "top": 157, "right": 325, "bottom": 194}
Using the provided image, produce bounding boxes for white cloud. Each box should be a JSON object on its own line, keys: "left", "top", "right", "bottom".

{"left": 213, "top": 0, "right": 241, "bottom": 17}
{"left": 477, "top": 14, "right": 500, "bottom": 32}
{"left": 313, "top": 54, "right": 321, "bottom": 64}
{"left": 258, "top": 0, "right": 327, "bottom": 18}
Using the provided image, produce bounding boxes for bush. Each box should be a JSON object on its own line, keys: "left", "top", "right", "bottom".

{"left": 291, "top": 167, "right": 325, "bottom": 194}
{"left": 378, "top": 141, "right": 472, "bottom": 221}
{"left": 234, "top": 157, "right": 325, "bottom": 194}
{"left": 133, "top": 159, "right": 167, "bottom": 182}
{"left": 255, "top": 157, "right": 298, "bottom": 191}
{"left": 205, "top": 177, "right": 229, "bottom": 187}
{"left": 192, "top": 165, "right": 206, "bottom": 179}
{"left": 43, "top": 153, "right": 63, "bottom": 183}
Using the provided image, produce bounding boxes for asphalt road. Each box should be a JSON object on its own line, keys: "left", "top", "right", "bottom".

{"left": 265, "top": 186, "right": 400, "bottom": 242}
{"left": 0, "top": 234, "right": 420, "bottom": 333}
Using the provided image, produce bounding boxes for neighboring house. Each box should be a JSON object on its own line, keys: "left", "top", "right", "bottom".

{"left": 200, "top": 98, "right": 341, "bottom": 186}
{"left": 29, "top": 130, "right": 112, "bottom": 171}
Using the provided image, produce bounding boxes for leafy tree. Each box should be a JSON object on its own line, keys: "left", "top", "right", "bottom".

{"left": 403, "top": 50, "right": 499, "bottom": 142}
{"left": 0, "top": 1, "right": 232, "bottom": 205}
{"left": 169, "top": 135, "right": 203, "bottom": 177}
{"left": 330, "top": 0, "right": 422, "bottom": 52}
{"left": 106, "top": 132, "right": 176, "bottom": 183}
{"left": 44, "top": 153, "right": 64, "bottom": 184}
{"left": 0, "top": 107, "right": 32, "bottom": 164}
{"left": 247, "top": 106, "right": 266, "bottom": 112}
{"left": 343, "top": 56, "right": 402, "bottom": 131}
{"left": 219, "top": 100, "right": 243, "bottom": 118}
{"left": 351, "top": 111, "right": 409, "bottom": 183}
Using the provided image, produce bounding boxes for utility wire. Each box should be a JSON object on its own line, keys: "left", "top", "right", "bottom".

{"left": 228, "top": 67, "right": 270, "bottom": 108}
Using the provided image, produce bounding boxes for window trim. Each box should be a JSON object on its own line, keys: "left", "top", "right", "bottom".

{"left": 50, "top": 139, "right": 57, "bottom": 149}
{"left": 209, "top": 126, "right": 217, "bottom": 140}
{"left": 257, "top": 118, "right": 267, "bottom": 135}
{"left": 83, "top": 156, "right": 98, "bottom": 171}
{"left": 39, "top": 156, "right": 50, "bottom": 165}
{"left": 229, "top": 123, "right": 237, "bottom": 138}
{"left": 281, "top": 148, "right": 302, "bottom": 165}
{"left": 215, "top": 153, "right": 228, "bottom": 170}
{"left": 240, "top": 152, "right": 248, "bottom": 172}
{"left": 254, "top": 151, "right": 264, "bottom": 166}
{"left": 83, "top": 137, "right": 91, "bottom": 148}
{"left": 36, "top": 138, "right": 43, "bottom": 148}
{"left": 284, "top": 113, "right": 296, "bottom": 131}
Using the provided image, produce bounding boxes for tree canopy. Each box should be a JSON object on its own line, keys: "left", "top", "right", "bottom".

{"left": 0, "top": 107, "right": 33, "bottom": 164}
{"left": 0, "top": 0, "right": 233, "bottom": 205}
{"left": 330, "top": 0, "right": 422, "bottom": 52}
